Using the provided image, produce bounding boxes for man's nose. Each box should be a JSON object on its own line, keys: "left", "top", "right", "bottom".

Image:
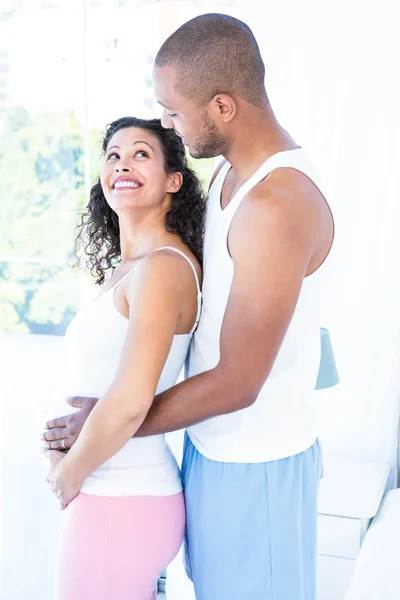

{"left": 161, "top": 109, "right": 174, "bottom": 129}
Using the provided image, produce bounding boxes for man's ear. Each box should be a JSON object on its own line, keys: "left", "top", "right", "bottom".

{"left": 167, "top": 172, "right": 183, "bottom": 194}
{"left": 209, "top": 93, "right": 236, "bottom": 123}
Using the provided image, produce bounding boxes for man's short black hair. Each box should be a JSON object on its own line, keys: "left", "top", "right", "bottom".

{"left": 155, "top": 13, "right": 267, "bottom": 109}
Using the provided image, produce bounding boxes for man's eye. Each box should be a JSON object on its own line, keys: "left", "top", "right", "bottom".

{"left": 168, "top": 113, "right": 177, "bottom": 118}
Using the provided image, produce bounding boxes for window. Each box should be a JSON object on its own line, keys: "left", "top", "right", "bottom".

{"left": 0, "top": 3, "right": 86, "bottom": 337}
{"left": 0, "top": 2, "right": 227, "bottom": 597}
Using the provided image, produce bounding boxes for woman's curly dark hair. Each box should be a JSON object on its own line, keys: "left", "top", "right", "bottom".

{"left": 75, "top": 116, "right": 206, "bottom": 285}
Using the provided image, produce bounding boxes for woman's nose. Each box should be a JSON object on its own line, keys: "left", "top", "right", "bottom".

{"left": 114, "top": 162, "right": 130, "bottom": 173}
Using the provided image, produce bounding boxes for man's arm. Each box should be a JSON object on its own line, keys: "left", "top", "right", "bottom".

{"left": 136, "top": 174, "right": 326, "bottom": 436}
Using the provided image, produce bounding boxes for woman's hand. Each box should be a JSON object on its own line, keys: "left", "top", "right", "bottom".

{"left": 44, "top": 449, "right": 82, "bottom": 509}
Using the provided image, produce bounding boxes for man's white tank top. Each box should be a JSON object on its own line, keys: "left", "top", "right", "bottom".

{"left": 188, "top": 148, "right": 329, "bottom": 463}
{"left": 46, "top": 247, "right": 202, "bottom": 496}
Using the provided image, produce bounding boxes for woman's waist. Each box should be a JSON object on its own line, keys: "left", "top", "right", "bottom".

{"left": 81, "top": 436, "right": 178, "bottom": 474}
{"left": 111, "top": 436, "right": 175, "bottom": 463}
{"left": 82, "top": 439, "right": 182, "bottom": 496}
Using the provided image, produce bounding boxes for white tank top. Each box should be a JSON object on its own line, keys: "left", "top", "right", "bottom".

{"left": 46, "top": 247, "right": 202, "bottom": 496}
{"left": 188, "top": 148, "right": 329, "bottom": 463}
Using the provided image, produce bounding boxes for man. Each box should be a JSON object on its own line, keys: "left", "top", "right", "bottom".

{"left": 43, "top": 14, "right": 334, "bottom": 600}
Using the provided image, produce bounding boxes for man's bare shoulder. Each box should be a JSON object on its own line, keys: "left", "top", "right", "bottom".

{"left": 235, "top": 166, "right": 332, "bottom": 237}
{"left": 249, "top": 167, "right": 328, "bottom": 212}
{"left": 229, "top": 167, "right": 333, "bottom": 270}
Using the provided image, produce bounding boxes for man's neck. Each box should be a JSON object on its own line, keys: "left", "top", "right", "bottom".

{"left": 223, "top": 106, "right": 298, "bottom": 183}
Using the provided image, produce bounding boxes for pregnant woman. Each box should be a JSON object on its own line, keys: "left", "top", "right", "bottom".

{"left": 43, "top": 116, "right": 205, "bottom": 600}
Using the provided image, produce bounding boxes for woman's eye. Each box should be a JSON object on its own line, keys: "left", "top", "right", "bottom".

{"left": 106, "top": 152, "right": 119, "bottom": 160}
{"left": 168, "top": 113, "right": 177, "bottom": 118}
{"left": 135, "top": 150, "right": 148, "bottom": 158}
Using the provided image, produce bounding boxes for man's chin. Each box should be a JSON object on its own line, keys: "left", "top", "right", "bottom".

{"left": 189, "top": 147, "right": 218, "bottom": 160}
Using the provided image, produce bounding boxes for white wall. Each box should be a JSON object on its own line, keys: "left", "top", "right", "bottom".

{"left": 0, "top": 334, "right": 63, "bottom": 599}
{"left": 242, "top": 0, "right": 400, "bottom": 484}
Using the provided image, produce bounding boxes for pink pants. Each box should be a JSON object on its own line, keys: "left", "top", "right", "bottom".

{"left": 56, "top": 492, "right": 185, "bottom": 600}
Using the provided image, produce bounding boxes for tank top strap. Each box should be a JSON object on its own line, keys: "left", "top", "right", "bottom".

{"left": 110, "top": 264, "right": 139, "bottom": 294}
{"left": 153, "top": 246, "right": 202, "bottom": 335}
{"left": 223, "top": 148, "right": 308, "bottom": 217}
{"left": 207, "top": 161, "right": 232, "bottom": 212}
{"left": 111, "top": 247, "right": 201, "bottom": 295}
{"left": 154, "top": 247, "right": 201, "bottom": 296}
{"left": 210, "top": 160, "right": 231, "bottom": 193}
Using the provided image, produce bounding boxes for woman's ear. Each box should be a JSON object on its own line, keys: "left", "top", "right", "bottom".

{"left": 167, "top": 172, "right": 183, "bottom": 194}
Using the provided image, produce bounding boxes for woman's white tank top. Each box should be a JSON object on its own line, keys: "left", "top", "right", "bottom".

{"left": 46, "top": 247, "right": 202, "bottom": 496}
{"left": 188, "top": 148, "right": 330, "bottom": 463}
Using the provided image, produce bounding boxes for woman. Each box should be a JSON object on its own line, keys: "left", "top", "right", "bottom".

{"left": 44, "top": 116, "right": 205, "bottom": 599}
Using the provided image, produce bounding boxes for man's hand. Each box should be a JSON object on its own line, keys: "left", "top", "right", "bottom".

{"left": 41, "top": 396, "right": 98, "bottom": 451}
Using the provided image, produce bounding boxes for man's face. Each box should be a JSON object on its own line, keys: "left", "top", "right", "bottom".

{"left": 153, "top": 65, "right": 226, "bottom": 159}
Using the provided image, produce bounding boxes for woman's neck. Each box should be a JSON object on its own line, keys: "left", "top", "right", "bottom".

{"left": 118, "top": 214, "right": 178, "bottom": 263}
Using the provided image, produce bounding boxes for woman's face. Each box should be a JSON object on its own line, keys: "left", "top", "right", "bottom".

{"left": 100, "top": 126, "right": 182, "bottom": 214}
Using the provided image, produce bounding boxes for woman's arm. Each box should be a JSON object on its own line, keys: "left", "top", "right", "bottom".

{"left": 54, "top": 251, "right": 190, "bottom": 497}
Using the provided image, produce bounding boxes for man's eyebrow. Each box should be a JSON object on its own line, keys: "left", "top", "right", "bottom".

{"left": 157, "top": 101, "right": 174, "bottom": 111}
